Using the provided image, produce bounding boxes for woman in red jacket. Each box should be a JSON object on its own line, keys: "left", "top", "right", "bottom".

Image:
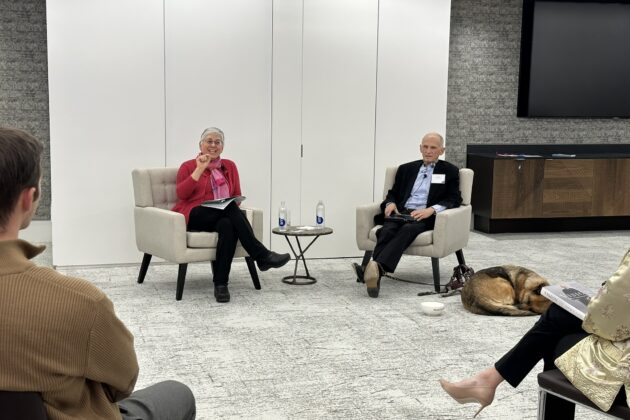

{"left": 172, "top": 127, "right": 289, "bottom": 303}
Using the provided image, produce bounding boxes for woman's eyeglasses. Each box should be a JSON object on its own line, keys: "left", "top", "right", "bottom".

{"left": 204, "top": 140, "right": 223, "bottom": 146}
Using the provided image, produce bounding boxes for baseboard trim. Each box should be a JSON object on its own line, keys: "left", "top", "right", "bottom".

{"left": 474, "top": 215, "right": 630, "bottom": 233}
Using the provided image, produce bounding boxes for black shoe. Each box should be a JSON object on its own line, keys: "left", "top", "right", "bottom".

{"left": 352, "top": 263, "right": 365, "bottom": 283}
{"left": 214, "top": 284, "right": 230, "bottom": 303}
{"left": 257, "top": 252, "right": 291, "bottom": 271}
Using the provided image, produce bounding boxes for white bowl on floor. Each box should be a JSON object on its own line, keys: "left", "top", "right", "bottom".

{"left": 420, "top": 301, "right": 445, "bottom": 316}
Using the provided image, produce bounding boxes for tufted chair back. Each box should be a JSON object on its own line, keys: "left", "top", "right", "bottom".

{"left": 132, "top": 167, "right": 179, "bottom": 210}
{"left": 131, "top": 167, "right": 263, "bottom": 300}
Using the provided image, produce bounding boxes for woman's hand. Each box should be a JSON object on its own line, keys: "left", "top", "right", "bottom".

{"left": 196, "top": 153, "right": 211, "bottom": 170}
{"left": 191, "top": 153, "right": 211, "bottom": 181}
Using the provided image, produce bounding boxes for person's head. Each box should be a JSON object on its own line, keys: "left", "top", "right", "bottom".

{"left": 420, "top": 132, "right": 445, "bottom": 164}
{"left": 0, "top": 127, "right": 43, "bottom": 234}
{"left": 198, "top": 127, "right": 225, "bottom": 161}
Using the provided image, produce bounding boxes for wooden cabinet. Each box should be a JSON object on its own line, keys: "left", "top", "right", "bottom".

{"left": 468, "top": 154, "right": 630, "bottom": 233}
{"left": 491, "top": 159, "right": 544, "bottom": 218}
{"left": 541, "top": 159, "right": 594, "bottom": 218}
{"left": 592, "top": 159, "right": 630, "bottom": 216}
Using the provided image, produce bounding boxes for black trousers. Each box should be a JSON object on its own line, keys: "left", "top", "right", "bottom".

{"left": 373, "top": 213, "right": 435, "bottom": 273}
{"left": 495, "top": 303, "right": 588, "bottom": 419}
{"left": 188, "top": 202, "right": 267, "bottom": 285}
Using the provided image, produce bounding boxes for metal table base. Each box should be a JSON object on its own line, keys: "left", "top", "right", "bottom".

{"left": 281, "top": 234, "right": 321, "bottom": 285}
{"left": 272, "top": 226, "right": 333, "bottom": 285}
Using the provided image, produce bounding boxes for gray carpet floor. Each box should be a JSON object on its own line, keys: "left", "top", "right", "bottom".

{"left": 33, "top": 230, "right": 628, "bottom": 419}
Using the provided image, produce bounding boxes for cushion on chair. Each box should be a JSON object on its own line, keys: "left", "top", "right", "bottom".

{"left": 538, "top": 369, "right": 630, "bottom": 418}
{"left": 186, "top": 231, "right": 219, "bottom": 248}
{"left": 185, "top": 209, "right": 254, "bottom": 248}
{"left": 367, "top": 226, "right": 433, "bottom": 246}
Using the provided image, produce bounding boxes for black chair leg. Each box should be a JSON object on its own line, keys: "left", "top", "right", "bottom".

{"left": 431, "top": 257, "right": 440, "bottom": 292}
{"left": 245, "top": 257, "right": 261, "bottom": 290}
{"left": 455, "top": 249, "right": 466, "bottom": 265}
{"left": 361, "top": 250, "right": 373, "bottom": 268}
{"left": 176, "top": 264, "right": 188, "bottom": 301}
{"left": 138, "top": 253, "right": 152, "bottom": 284}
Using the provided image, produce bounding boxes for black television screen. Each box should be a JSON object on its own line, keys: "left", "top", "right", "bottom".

{"left": 517, "top": 0, "right": 630, "bottom": 117}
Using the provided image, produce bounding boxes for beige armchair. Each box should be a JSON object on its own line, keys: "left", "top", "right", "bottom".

{"left": 356, "top": 167, "right": 474, "bottom": 292}
{"left": 132, "top": 168, "right": 263, "bottom": 300}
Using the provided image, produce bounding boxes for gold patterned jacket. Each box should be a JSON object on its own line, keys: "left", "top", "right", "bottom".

{"left": 555, "top": 249, "right": 630, "bottom": 412}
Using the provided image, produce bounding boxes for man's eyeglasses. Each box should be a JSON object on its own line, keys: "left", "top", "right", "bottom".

{"left": 204, "top": 139, "right": 223, "bottom": 146}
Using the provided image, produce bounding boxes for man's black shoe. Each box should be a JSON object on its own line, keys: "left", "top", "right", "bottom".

{"left": 352, "top": 263, "right": 365, "bottom": 283}
{"left": 257, "top": 252, "right": 291, "bottom": 271}
{"left": 214, "top": 284, "right": 230, "bottom": 303}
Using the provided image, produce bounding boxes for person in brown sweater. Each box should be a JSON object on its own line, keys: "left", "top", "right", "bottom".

{"left": 0, "top": 127, "right": 196, "bottom": 419}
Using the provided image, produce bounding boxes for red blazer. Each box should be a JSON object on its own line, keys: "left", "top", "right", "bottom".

{"left": 171, "top": 158, "right": 241, "bottom": 224}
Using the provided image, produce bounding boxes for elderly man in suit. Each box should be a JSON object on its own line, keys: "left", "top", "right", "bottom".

{"left": 359, "top": 132, "right": 462, "bottom": 298}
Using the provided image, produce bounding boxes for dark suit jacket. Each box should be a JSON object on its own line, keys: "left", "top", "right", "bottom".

{"left": 374, "top": 159, "right": 462, "bottom": 225}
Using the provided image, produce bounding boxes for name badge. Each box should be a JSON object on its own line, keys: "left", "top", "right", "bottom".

{"left": 431, "top": 174, "right": 446, "bottom": 184}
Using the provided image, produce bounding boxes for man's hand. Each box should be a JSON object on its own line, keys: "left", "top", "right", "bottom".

{"left": 384, "top": 202, "right": 398, "bottom": 217}
{"left": 410, "top": 207, "right": 435, "bottom": 221}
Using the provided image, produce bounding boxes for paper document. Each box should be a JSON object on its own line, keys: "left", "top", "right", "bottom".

{"left": 496, "top": 153, "right": 543, "bottom": 158}
{"left": 201, "top": 196, "right": 246, "bottom": 210}
{"left": 541, "top": 282, "right": 595, "bottom": 320}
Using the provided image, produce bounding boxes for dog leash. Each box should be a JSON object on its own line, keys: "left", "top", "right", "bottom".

{"left": 384, "top": 263, "right": 474, "bottom": 298}
{"left": 382, "top": 273, "right": 457, "bottom": 297}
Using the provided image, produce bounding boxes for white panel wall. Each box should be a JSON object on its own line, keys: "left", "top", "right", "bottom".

{"left": 374, "top": 0, "right": 452, "bottom": 199}
{"left": 47, "top": 0, "right": 165, "bottom": 265}
{"left": 271, "top": 0, "right": 304, "bottom": 251}
{"left": 47, "top": 0, "right": 451, "bottom": 265}
{"left": 165, "top": 0, "right": 272, "bottom": 247}
{"left": 300, "top": 0, "right": 378, "bottom": 258}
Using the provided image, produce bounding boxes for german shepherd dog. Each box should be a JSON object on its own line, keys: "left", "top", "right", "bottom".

{"left": 461, "top": 265, "right": 552, "bottom": 316}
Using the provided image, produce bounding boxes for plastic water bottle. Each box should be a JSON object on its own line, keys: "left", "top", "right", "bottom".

{"left": 316, "top": 200, "right": 325, "bottom": 228}
{"left": 278, "top": 201, "right": 287, "bottom": 231}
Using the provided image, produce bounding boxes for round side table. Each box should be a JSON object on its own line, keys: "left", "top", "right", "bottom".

{"left": 272, "top": 226, "right": 333, "bottom": 285}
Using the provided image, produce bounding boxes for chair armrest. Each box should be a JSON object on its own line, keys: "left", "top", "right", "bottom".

{"left": 134, "top": 207, "right": 188, "bottom": 262}
{"left": 356, "top": 203, "right": 380, "bottom": 250}
{"left": 431, "top": 205, "right": 472, "bottom": 257}
{"left": 242, "top": 206, "right": 263, "bottom": 242}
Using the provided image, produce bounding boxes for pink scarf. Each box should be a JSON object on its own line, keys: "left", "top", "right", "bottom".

{"left": 208, "top": 159, "right": 230, "bottom": 199}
